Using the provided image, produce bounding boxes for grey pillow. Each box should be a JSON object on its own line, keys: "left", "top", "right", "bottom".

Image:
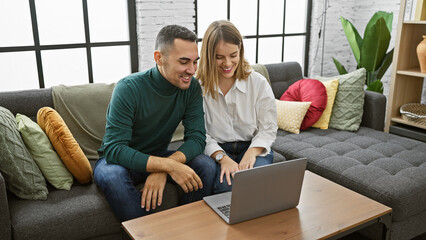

{"left": 0, "top": 106, "right": 48, "bottom": 200}
{"left": 316, "top": 68, "right": 366, "bottom": 131}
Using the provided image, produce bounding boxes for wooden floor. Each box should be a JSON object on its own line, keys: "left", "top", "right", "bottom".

{"left": 339, "top": 231, "right": 426, "bottom": 240}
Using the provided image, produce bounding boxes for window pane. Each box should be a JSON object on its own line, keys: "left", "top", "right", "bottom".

{"left": 243, "top": 38, "right": 256, "bottom": 64}
{"left": 0, "top": 51, "right": 39, "bottom": 91}
{"left": 230, "top": 0, "right": 257, "bottom": 36}
{"left": 42, "top": 48, "right": 88, "bottom": 87}
{"left": 259, "top": 0, "right": 284, "bottom": 35}
{"left": 197, "top": 41, "right": 203, "bottom": 56}
{"left": 285, "top": 0, "right": 307, "bottom": 34}
{"left": 88, "top": 0, "right": 129, "bottom": 42}
{"left": 92, "top": 46, "right": 131, "bottom": 84}
{"left": 284, "top": 36, "right": 305, "bottom": 70}
{"left": 36, "top": 0, "right": 85, "bottom": 45}
{"left": 258, "top": 37, "right": 282, "bottom": 64}
{"left": 0, "top": 1, "right": 33, "bottom": 47}
{"left": 197, "top": 0, "right": 227, "bottom": 38}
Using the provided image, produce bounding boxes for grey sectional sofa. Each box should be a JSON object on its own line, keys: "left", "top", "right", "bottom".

{"left": 267, "top": 62, "right": 426, "bottom": 240}
{"left": 0, "top": 62, "right": 425, "bottom": 240}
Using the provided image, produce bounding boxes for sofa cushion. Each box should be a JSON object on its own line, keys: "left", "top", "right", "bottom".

{"left": 0, "top": 107, "right": 48, "bottom": 200}
{"left": 311, "top": 79, "right": 339, "bottom": 129}
{"left": 16, "top": 113, "right": 73, "bottom": 190}
{"left": 272, "top": 127, "right": 426, "bottom": 222}
{"left": 275, "top": 100, "right": 311, "bottom": 134}
{"left": 37, "top": 107, "right": 93, "bottom": 184}
{"left": 8, "top": 180, "right": 180, "bottom": 240}
{"left": 316, "top": 68, "right": 366, "bottom": 131}
{"left": 280, "top": 79, "right": 327, "bottom": 130}
{"left": 265, "top": 62, "right": 303, "bottom": 99}
{"left": 8, "top": 183, "right": 120, "bottom": 240}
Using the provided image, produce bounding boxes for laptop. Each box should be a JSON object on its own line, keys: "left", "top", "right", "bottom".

{"left": 203, "top": 158, "right": 307, "bottom": 224}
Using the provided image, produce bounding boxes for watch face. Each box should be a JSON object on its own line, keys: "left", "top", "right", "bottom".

{"left": 215, "top": 153, "right": 224, "bottom": 161}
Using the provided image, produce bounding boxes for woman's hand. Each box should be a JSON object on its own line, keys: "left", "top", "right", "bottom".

{"left": 239, "top": 147, "right": 264, "bottom": 170}
{"left": 219, "top": 156, "right": 239, "bottom": 186}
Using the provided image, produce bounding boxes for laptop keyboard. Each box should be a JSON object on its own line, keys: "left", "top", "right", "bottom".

{"left": 217, "top": 204, "right": 231, "bottom": 218}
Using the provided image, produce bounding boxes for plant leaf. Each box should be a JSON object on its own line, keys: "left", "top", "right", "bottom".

{"left": 366, "top": 79, "right": 384, "bottom": 93}
{"left": 332, "top": 57, "right": 348, "bottom": 75}
{"left": 376, "top": 48, "right": 394, "bottom": 80}
{"left": 360, "top": 18, "right": 391, "bottom": 72}
{"left": 340, "top": 17, "right": 362, "bottom": 63}
{"left": 364, "top": 11, "right": 393, "bottom": 37}
{"left": 366, "top": 71, "right": 374, "bottom": 86}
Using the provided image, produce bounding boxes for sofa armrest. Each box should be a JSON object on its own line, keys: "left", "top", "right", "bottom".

{"left": 361, "top": 90, "right": 387, "bottom": 131}
{"left": 0, "top": 172, "right": 11, "bottom": 240}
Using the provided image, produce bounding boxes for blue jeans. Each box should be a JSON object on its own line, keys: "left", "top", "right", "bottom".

{"left": 213, "top": 141, "right": 274, "bottom": 194}
{"left": 93, "top": 151, "right": 216, "bottom": 222}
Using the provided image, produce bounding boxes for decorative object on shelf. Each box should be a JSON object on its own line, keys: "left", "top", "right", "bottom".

{"left": 332, "top": 11, "right": 394, "bottom": 94}
{"left": 415, "top": 0, "right": 426, "bottom": 20}
{"left": 417, "top": 35, "right": 426, "bottom": 73}
{"left": 400, "top": 103, "right": 426, "bottom": 125}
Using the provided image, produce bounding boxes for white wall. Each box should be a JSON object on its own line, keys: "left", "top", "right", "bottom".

{"left": 135, "top": 0, "right": 196, "bottom": 71}
{"left": 308, "top": 0, "right": 401, "bottom": 98}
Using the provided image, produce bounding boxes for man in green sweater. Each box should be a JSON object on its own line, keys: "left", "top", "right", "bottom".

{"left": 94, "top": 25, "right": 216, "bottom": 222}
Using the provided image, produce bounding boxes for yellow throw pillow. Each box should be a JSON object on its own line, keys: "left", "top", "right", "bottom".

{"left": 312, "top": 79, "right": 339, "bottom": 129}
{"left": 37, "top": 107, "right": 93, "bottom": 184}
{"left": 275, "top": 100, "right": 311, "bottom": 134}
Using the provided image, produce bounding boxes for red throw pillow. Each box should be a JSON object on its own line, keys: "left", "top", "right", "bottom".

{"left": 280, "top": 79, "right": 327, "bottom": 130}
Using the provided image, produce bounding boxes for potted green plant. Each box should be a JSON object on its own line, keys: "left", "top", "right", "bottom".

{"left": 333, "top": 11, "right": 394, "bottom": 93}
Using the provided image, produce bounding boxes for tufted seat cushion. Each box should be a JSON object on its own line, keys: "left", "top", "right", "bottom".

{"left": 272, "top": 127, "right": 426, "bottom": 222}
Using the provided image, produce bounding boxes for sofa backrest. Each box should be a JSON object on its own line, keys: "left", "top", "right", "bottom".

{"left": 264, "top": 62, "right": 386, "bottom": 131}
{"left": 0, "top": 61, "right": 386, "bottom": 137}
{"left": 264, "top": 62, "right": 303, "bottom": 99}
{"left": 0, "top": 88, "right": 53, "bottom": 122}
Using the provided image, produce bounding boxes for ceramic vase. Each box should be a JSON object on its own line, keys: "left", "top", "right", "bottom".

{"left": 417, "top": 35, "right": 426, "bottom": 73}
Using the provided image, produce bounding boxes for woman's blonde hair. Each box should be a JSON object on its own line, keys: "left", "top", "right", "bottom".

{"left": 197, "top": 20, "right": 251, "bottom": 99}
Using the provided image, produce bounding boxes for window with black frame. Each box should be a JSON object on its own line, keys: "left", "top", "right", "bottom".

{"left": 195, "top": 0, "right": 311, "bottom": 75}
{"left": 0, "top": 0, "right": 138, "bottom": 91}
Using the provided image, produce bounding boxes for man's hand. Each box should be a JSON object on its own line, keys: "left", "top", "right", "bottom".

{"left": 219, "top": 156, "right": 239, "bottom": 185}
{"left": 146, "top": 153, "right": 203, "bottom": 194}
{"left": 141, "top": 172, "right": 167, "bottom": 211}
{"left": 167, "top": 161, "right": 203, "bottom": 193}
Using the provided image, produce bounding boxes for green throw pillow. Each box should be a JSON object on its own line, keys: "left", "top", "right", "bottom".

{"left": 16, "top": 113, "right": 73, "bottom": 190}
{"left": 0, "top": 107, "right": 48, "bottom": 200}
{"left": 316, "top": 68, "right": 366, "bottom": 131}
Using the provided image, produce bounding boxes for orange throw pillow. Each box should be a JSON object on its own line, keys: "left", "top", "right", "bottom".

{"left": 37, "top": 107, "right": 93, "bottom": 184}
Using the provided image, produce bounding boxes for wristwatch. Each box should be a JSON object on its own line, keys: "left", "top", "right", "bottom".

{"left": 215, "top": 152, "right": 225, "bottom": 163}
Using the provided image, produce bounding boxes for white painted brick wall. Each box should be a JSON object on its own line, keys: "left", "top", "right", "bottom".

{"left": 136, "top": 0, "right": 196, "bottom": 71}
{"left": 309, "top": 0, "right": 425, "bottom": 102}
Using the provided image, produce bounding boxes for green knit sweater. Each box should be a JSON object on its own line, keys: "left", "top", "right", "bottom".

{"left": 98, "top": 67, "right": 206, "bottom": 172}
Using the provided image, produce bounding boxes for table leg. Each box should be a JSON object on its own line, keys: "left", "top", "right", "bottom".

{"left": 379, "top": 212, "right": 392, "bottom": 240}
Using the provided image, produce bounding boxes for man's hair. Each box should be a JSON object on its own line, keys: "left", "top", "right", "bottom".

{"left": 155, "top": 25, "right": 198, "bottom": 54}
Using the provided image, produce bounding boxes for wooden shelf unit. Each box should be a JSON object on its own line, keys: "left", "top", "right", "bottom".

{"left": 391, "top": 116, "right": 426, "bottom": 129}
{"left": 385, "top": 0, "right": 426, "bottom": 134}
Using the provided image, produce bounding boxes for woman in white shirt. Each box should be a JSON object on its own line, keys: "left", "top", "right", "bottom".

{"left": 197, "top": 20, "right": 278, "bottom": 194}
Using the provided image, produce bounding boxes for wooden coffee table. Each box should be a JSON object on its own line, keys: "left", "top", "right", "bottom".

{"left": 122, "top": 171, "right": 392, "bottom": 240}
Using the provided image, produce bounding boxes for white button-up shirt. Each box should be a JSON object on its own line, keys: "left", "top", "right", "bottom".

{"left": 202, "top": 71, "right": 278, "bottom": 157}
